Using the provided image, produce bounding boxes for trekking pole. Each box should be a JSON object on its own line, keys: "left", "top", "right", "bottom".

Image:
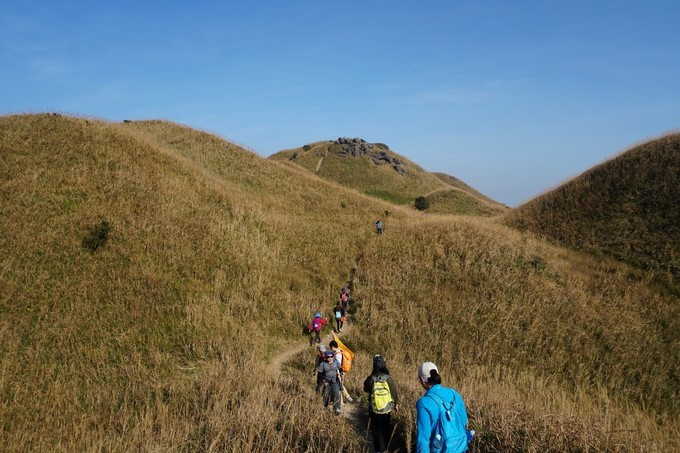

{"left": 365, "top": 418, "right": 372, "bottom": 452}
{"left": 386, "top": 421, "right": 397, "bottom": 453}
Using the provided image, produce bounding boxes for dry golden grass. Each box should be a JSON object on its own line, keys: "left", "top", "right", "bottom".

{"left": 1, "top": 114, "right": 678, "bottom": 451}
{"left": 424, "top": 187, "right": 509, "bottom": 216}
{"left": 349, "top": 216, "right": 679, "bottom": 451}
{"left": 504, "top": 133, "right": 680, "bottom": 283}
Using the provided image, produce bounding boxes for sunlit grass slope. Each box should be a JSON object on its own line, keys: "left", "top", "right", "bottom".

{"left": 0, "top": 114, "right": 394, "bottom": 451}
{"left": 433, "top": 171, "right": 505, "bottom": 207}
{"left": 350, "top": 217, "right": 679, "bottom": 451}
{"left": 424, "top": 187, "right": 509, "bottom": 216}
{"left": 2, "top": 114, "right": 678, "bottom": 451}
{"left": 504, "top": 133, "right": 680, "bottom": 283}
{"left": 270, "top": 141, "right": 449, "bottom": 205}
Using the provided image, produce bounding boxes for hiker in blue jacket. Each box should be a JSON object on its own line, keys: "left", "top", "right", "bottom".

{"left": 416, "top": 361, "right": 471, "bottom": 453}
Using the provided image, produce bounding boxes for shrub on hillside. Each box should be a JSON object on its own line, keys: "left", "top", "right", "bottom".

{"left": 414, "top": 196, "right": 430, "bottom": 211}
{"left": 82, "top": 220, "right": 111, "bottom": 252}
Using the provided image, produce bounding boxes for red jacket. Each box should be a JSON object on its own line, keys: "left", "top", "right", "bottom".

{"left": 312, "top": 317, "right": 328, "bottom": 332}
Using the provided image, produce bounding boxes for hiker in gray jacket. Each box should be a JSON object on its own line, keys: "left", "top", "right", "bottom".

{"left": 318, "top": 350, "right": 342, "bottom": 415}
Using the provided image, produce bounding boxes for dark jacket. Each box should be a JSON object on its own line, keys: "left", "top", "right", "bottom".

{"left": 363, "top": 373, "right": 399, "bottom": 413}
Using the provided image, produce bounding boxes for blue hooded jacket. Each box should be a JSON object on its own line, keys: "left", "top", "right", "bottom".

{"left": 416, "top": 384, "right": 468, "bottom": 453}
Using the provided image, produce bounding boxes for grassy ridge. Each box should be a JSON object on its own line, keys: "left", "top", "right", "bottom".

{"left": 504, "top": 133, "right": 680, "bottom": 283}
{"left": 350, "top": 217, "right": 679, "bottom": 450}
{"left": 424, "top": 187, "right": 509, "bottom": 216}
{"left": 1, "top": 114, "right": 678, "bottom": 451}
{"left": 270, "top": 141, "right": 451, "bottom": 205}
{"left": 433, "top": 171, "right": 506, "bottom": 206}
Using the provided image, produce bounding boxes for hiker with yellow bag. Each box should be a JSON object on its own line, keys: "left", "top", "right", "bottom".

{"left": 330, "top": 336, "right": 354, "bottom": 402}
{"left": 363, "top": 354, "right": 399, "bottom": 453}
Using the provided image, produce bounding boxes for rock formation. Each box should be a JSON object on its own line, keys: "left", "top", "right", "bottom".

{"left": 333, "top": 138, "right": 405, "bottom": 174}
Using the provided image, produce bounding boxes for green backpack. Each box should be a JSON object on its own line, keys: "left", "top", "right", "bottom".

{"left": 370, "top": 374, "right": 394, "bottom": 414}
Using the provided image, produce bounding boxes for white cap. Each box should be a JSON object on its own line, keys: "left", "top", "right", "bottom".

{"left": 418, "top": 362, "right": 439, "bottom": 382}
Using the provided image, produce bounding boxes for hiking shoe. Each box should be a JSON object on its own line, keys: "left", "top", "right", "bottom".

{"left": 334, "top": 409, "right": 341, "bottom": 415}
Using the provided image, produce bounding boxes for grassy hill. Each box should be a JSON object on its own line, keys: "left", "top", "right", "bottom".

{"left": 269, "top": 139, "right": 452, "bottom": 205}
{"left": 433, "top": 171, "right": 503, "bottom": 206}
{"left": 423, "top": 187, "right": 509, "bottom": 216}
{"left": 503, "top": 132, "right": 680, "bottom": 284}
{"left": 1, "top": 114, "right": 678, "bottom": 451}
{"left": 0, "top": 114, "right": 390, "bottom": 451}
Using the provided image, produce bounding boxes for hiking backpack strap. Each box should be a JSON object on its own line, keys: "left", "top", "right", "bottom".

{"left": 425, "top": 390, "right": 455, "bottom": 412}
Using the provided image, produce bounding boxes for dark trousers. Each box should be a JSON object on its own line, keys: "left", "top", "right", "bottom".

{"left": 322, "top": 380, "right": 341, "bottom": 412}
{"left": 370, "top": 412, "right": 392, "bottom": 452}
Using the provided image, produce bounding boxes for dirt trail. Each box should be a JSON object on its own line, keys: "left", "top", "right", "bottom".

{"left": 269, "top": 258, "right": 381, "bottom": 449}
{"left": 270, "top": 340, "right": 308, "bottom": 380}
{"left": 268, "top": 322, "right": 374, "bottom": 450}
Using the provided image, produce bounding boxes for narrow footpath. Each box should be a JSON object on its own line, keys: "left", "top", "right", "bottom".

{"left": 267, "top": 253, "right": 402, "bottom": 452}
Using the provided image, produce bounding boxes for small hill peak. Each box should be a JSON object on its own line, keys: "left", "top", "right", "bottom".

{"left": 333, "top": 137, "right": 405, "bottom": 174}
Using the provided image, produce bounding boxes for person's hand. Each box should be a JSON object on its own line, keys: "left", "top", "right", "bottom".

{"left": 393, "top": 403, "right": 399, "bottom": 414}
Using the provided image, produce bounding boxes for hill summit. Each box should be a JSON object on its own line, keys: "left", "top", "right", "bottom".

{"left": 270, "top": 138, "right": 505, "bottom": 215}
{"left": 326, "top": 137, "right": 406, "bottom": 174}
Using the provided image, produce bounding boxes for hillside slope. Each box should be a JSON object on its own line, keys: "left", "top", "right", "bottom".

{"left": 503, "top": 133, "right": 680, "bottom": 281}
{"left": 270, "top": 139, "right": 451, "bottom": 205}
{"left": 1, "top": 114, "right": 678, "bottom": 451}
{"left": 0, "top": 114, "right": 393, "bottom": 451}
{"left": 433, "top": 171, "right": 504, "bottom": 205}
{"left": 424, "top": 186, "right": 509, "bottom": 216}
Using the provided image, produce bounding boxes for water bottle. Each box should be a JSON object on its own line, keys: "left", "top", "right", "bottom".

{"left": 466, "top": 429, "right": 475, "bottom": 443}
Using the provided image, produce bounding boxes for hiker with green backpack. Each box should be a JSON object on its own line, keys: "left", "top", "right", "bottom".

{"left": 416, "top": 361, "right": 473, "bottom": 453}
{"left": 363, "top": 354, "right": 399, "bottom": 453}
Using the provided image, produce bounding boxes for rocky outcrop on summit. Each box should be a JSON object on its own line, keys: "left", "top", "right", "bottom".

{"left": 334, "top": 137, "right": 406, "bottom": 174}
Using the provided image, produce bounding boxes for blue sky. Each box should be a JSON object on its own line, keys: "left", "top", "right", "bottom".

{"left": 2, "top": 1, "right": 679, "bottom": 206}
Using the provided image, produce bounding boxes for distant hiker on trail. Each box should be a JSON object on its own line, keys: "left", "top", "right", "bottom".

{"left": 308, "top": 312, "right": 328, "bottom": 346}
{"left": 318, "top": 350, "right": 342, "bottom": 415}
{"left": 375, "top": 220, "right": 383, "bottom": 235}
{"left": 313, "top": 344, "right": 327, "bottom": 393}
{"left": 363, "top": 354, "right": 399, "bottom": 453}
{"left": 329, "top": 340, "right": 353, "bottom": 403}
{"left": 340, "top": 287, "right": 350, "bottom": 309}
{"left": 416, "top": 361, "right": 473, "bottom": 453}
{"left": 333, "top": 301, "right": 345, "bottom": 333}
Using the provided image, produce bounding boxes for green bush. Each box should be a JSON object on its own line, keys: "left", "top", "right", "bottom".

{"left": 82, "top": 220, "right": 111, "bottom": 252}
{"left": 414, "top": 196, "right": 430, "bottom": 211}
